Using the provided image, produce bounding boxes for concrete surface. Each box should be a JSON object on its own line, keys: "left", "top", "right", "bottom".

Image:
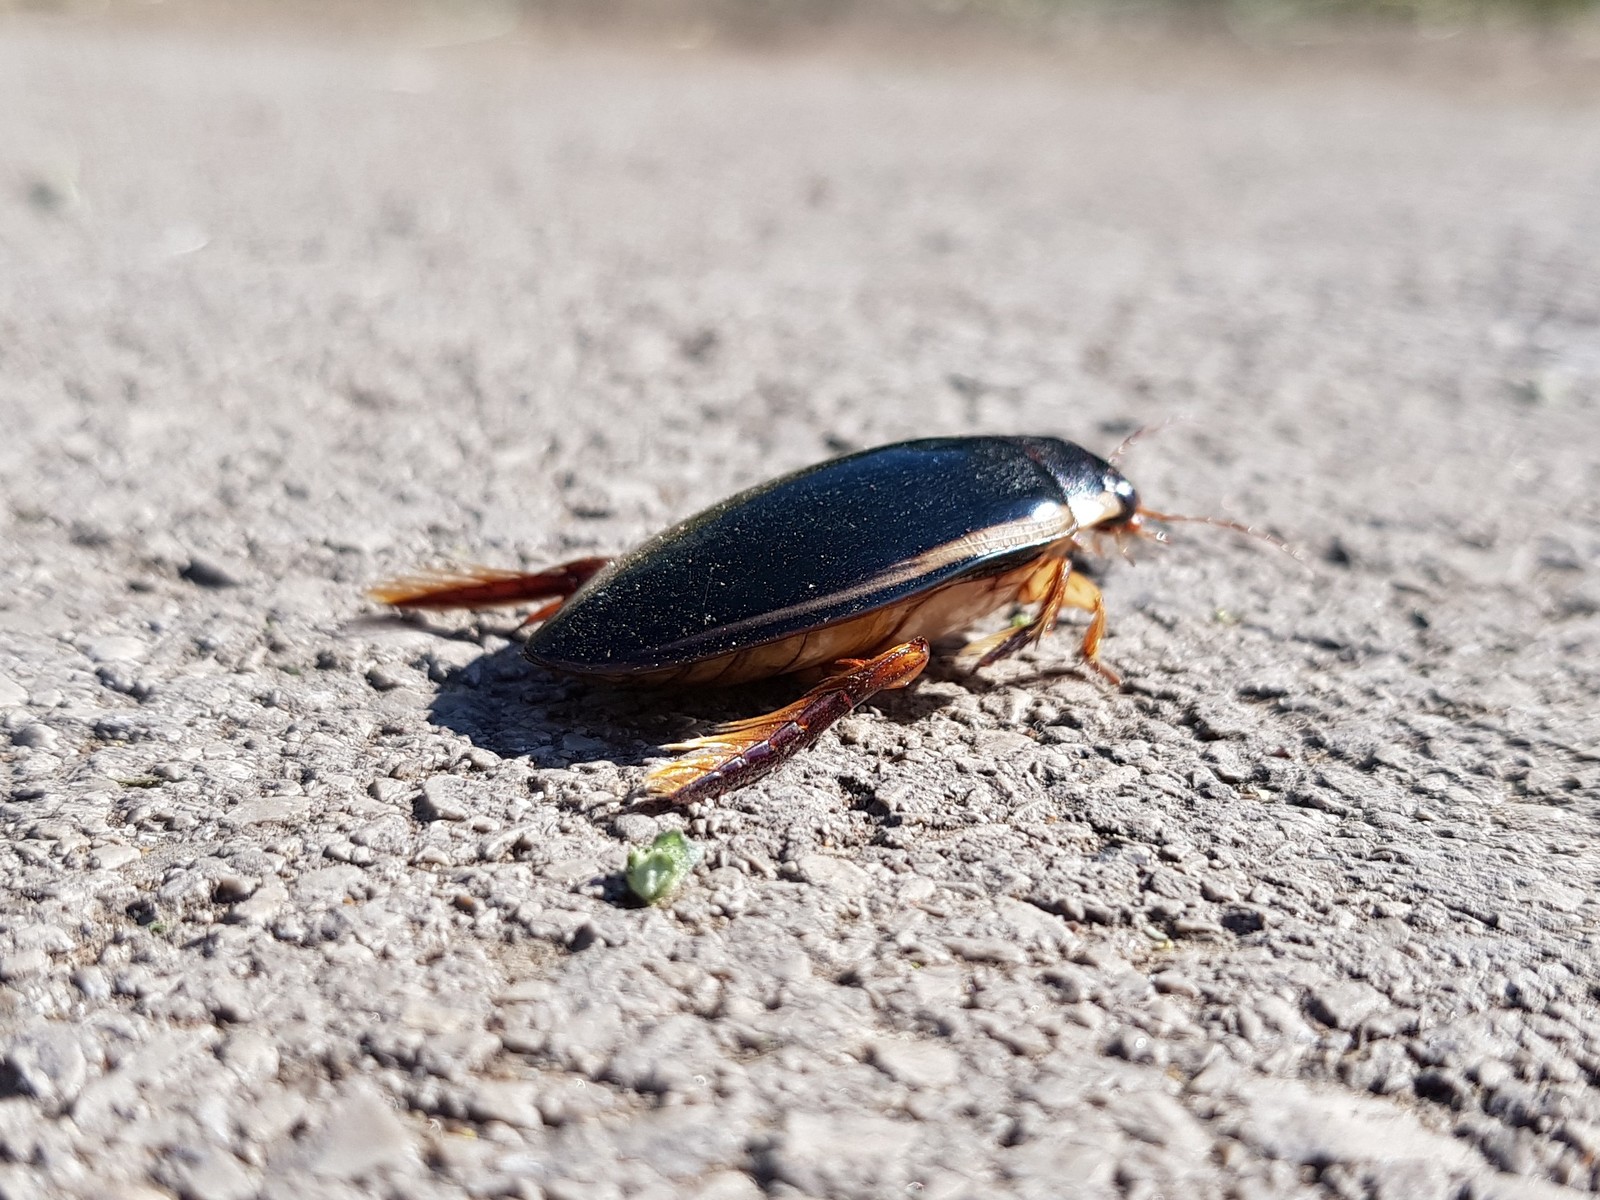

{"left": 2, "top": 10, "right": 1599, "bottom": 1199}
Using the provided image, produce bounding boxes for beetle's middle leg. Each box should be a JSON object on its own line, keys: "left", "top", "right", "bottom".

{"left": 367, "top": 557, "right": 611, "bottom": 623}
{"left": 643, "top": 638, "right": 931, "bottom": 806}
{"left": 964, "top": 558, "right": 1120, "bottom": 685}
{"left": 964, "top": 557, "right": 1068, "bottom": 668}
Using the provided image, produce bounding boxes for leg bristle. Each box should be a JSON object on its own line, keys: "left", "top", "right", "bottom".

{"left": 642, "top": 639, "right": 931, "bottom": 806}
{"left": 366, "top": 557, "right": 610, "bottom": 613}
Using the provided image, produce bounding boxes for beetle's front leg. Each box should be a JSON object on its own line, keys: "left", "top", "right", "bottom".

{"left": 1058, "top": 570, "right": 1118, "bottom": 686}
{"left": 643, "top": 638, "right": 931, "bottom": 806}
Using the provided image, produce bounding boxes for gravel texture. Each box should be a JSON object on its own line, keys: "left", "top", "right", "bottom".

{"left": 2, "top": 11, "right": 1599, "bottom": 1199}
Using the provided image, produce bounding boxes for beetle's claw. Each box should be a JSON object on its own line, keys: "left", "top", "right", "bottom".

{"left": 1085, "top": 658, "right": 1121, "bottom": 687}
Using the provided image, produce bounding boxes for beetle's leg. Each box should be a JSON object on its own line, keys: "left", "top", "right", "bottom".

{"left": 367, "top": 557, "right": 610, "bottom": 621}
{"left": 964, "top": 557, "right": 1068, "bottom": 667}
{"left": 963, "top": 560, "right": 1120, "bottom": 685}
{"left": 1058, "top": 571, "right": 1119, "bottom": 686}
{"left": 643, "top": 638, "right": 931, "bottom": 806}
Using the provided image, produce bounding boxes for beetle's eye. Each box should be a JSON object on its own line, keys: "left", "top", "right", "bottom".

{"left": 1108, "top": 476, "right": 1139, "bottom": 521}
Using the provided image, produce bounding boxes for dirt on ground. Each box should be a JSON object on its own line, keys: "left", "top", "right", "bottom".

{"left": 2, "top": 6, "right": 1598, "bottom": 1199}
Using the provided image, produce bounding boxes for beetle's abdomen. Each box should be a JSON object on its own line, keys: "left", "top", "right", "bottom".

{"left": 569, "top": 556, "right": 1050, "bottom": 687}
{"left": 526, "top": 437, "right": 1089, "bottom": 676}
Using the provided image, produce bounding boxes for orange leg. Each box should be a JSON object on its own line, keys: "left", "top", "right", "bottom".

{"left": 366, "top": 557, "right": 610, "bottom": 622}
{"left": 963, "top": 559, "right": 1119, "bottom": 685}
{"left": 1060, "top": 571, "right": 1118, "bottom": 685}
{"left": 644, "top": 639, "right": 931, "bottom": 806}
{"left": 965, "top": 557, "right": 1069, "bottom": 668}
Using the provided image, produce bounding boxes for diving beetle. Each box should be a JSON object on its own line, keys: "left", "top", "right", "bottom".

{"left": 371, "top": 435, "right": 1274, "bottom": 805}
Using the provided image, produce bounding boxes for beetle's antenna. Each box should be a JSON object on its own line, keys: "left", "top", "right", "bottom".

{"left": 1137, "top": 507, "right": 1303, "bottom": 562}
{"left": 1108, "top": 415, "right": 1190, "bottom": 467}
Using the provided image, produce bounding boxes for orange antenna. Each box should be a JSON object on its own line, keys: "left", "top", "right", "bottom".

{"left": 1108, "top": 415, "right": 1191, "bottom": 467}
{"left": 1136, "top": 506, "right": 1304, "bottom": 563}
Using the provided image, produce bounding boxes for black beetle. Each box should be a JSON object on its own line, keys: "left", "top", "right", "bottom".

{"left": 371, "top": 435, "right": 1273, "bottom": 805}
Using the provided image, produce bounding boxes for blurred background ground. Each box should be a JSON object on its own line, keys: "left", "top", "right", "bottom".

{"left": 1, "top": 2, "right": 1598, "bottom": 1198}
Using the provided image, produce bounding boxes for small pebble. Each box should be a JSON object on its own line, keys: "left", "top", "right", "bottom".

{"left": 943, "top": 938, "right": 1027, "bottom": 967}
{"left": 466, "top": 1080, "right": 544, "bottom": 1128}
{"left": 10, "top": 725, "right": 58, "bottom": 750}
{"left": 213, "top": 874, "right": 259, "bottom": 902}
{"left": 868, "top": 1039, "right": 961, "bottom": 1089}
{"left": 366, "top": 665, "right": 409, "bottom": 692}
{"left": 0, "top": 949, "right": 48, "bottom": 980}
{"left": 90, "top": 845, "right": 141, "bottom": 870}
{"left": 72, "top": 967, "right": 111, "bottom": 1001}
{"left": 1152, "top": 971, "right": 1201, "bottom": 998}
{"left": 180, "top": 555, "right": 243, "bottom": 588}
{"left": 418, "top": 777, "right": 470, "bottom": 822}
{"left": 84, "top": 636, "right": 148, "bottom": 664}
{"left": 0, "top": 675, "right": 26, "bottom": 707}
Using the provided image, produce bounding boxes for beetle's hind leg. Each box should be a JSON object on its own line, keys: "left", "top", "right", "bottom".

{"left": 643, "top": 638, "right": 931, "bottom": 807}
{"left": 367, "top": 557, "right": 610, "bottom": 623}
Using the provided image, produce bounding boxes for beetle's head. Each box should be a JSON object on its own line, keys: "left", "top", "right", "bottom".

{"left": 1020, "top": 437, "right": 1140, "bottom": 533}
{"left": 1024, "top": 433, "right": 1298, "bottom": 560}
{"left": 1087, "top": 470, "right": 1156, "bottom": 559}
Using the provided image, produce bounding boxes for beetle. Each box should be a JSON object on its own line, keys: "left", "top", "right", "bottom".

{"left": 370, "top": 435, "right": 1275, "bottom": 805}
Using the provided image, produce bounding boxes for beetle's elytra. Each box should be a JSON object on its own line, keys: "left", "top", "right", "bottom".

{"left": 371, "top": 435, "right": 1250, "bottom": 805}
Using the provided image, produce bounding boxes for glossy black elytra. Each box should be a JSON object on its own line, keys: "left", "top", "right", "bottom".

{"left": 371, "top": 435, "right": 1252, "bottom": 805}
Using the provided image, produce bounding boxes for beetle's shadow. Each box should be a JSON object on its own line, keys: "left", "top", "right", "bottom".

{"left": 420, "top": 634, "right": 962, "bottom": 774}
{"left": 424, "top": 638, "right": 666, "bottom": 772}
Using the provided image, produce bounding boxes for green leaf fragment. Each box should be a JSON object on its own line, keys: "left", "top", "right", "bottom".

{"left": 626, "top": 830, "right": 703, "bottom": 905}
